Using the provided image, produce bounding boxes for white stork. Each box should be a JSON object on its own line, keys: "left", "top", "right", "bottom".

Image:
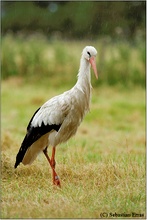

{"left": 15, "top": 46, "right": 98, "bottom": 187}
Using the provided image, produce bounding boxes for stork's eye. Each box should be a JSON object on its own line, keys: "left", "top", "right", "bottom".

{"left": 87, "top": 51, "right": 91, "bottom": 57}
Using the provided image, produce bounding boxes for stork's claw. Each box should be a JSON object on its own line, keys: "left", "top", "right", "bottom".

{"left": 53, "top": 176, "right": 61, "bottom": 187}
{"left": 53, "top": 173, "right": 61, "bottom": 187}
{"left": 54, "top": 179, "right": 61, "bottom": 187}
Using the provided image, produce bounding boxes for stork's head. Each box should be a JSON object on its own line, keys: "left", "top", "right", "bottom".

{"left": 82, "top": 46, "right": 98, "bottom": 79}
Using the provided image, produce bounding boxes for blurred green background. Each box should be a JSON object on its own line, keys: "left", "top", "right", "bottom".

{"left": 1, "top": 1, "right": 146, "bottom": 87}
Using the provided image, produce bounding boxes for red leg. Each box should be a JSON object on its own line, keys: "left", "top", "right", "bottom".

{"left": 51, "top": 146, "right": 56, "bottom": 169}
{"left": 51, "top": 147, "right": 61, "bottom": 187}
{"left": 43, "top": 147, "right": 61, "bottom": 187}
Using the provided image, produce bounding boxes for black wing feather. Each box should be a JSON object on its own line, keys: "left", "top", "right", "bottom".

{"left": 14, "top": 107, "right": 61, "bottom": 168}
{"left": 27, "top": 107, "right": 41, "bottom": 130}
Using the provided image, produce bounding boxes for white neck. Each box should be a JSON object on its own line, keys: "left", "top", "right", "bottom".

{"left": 76, "top": 56, "right": 92, "bottom": 92}
{"left": 73, "top": 56, "right": 92, "bottom": 112}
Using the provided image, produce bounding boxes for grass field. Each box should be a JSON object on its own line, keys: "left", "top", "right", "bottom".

{"left": 1, "top": 76, "right": 145, "bottom": 218}
{"left": 2, "top": 34, "right": 145, "bottom": 87}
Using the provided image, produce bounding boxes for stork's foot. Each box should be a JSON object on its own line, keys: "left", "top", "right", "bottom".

{"left": 52, "top": 170, "right": 61, "bottom": 187}
{"left": 53, "top": 175, "right": 61, "bottom": 187}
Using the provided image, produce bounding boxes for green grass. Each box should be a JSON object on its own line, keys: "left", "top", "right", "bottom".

{"left": 1, "top": 78, "right": 145, "bottom": 218}
{"left": 2, "top": 34, "right": 145, "bottom": 87}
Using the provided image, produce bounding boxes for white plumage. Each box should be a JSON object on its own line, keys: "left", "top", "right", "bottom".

{"left": 15, "top": 46, "right": 98, "bottom": 187}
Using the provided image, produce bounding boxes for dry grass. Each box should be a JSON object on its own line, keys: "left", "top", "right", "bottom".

{"left": 1, "top": 79, "right": 145, "bottom": 218}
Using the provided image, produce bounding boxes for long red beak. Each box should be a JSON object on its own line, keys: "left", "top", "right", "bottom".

{"left": 89, "top": 57, "right": 98, "bottom": 79}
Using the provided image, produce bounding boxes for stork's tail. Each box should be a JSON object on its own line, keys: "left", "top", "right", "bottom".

{"left": 14, "top": 146, "right": 26, "bottom": 168}
{"left": 14, "top": 134, "right": 32, "bottom": 168}
{"left": 21, "top": 145, "right": 41, "bottom": 165}
{"left": 15, "top": 144, "right": 41, "bottom": 168}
